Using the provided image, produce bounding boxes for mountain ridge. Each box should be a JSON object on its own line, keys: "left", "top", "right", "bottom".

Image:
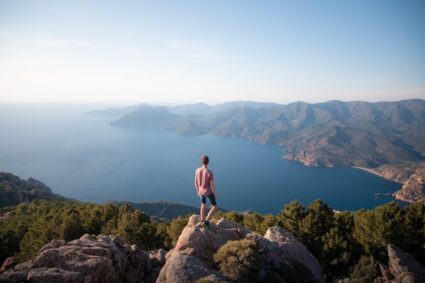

{"left": 103, "top": 99, "right": 425, "bottom": 203}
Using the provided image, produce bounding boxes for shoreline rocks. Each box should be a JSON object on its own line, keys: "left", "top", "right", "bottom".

{"left": 357, "top": 163, "right": 425, "bottom": 204}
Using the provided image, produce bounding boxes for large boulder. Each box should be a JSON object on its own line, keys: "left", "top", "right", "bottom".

{"left": 156, "top": 253, "right": 226, "bottom": 283}
{"left": 374, "top": 244, "right": 425, "bottom": 283}
{"left": 260, "top": 226, "right": 324, "bottom": 282}
{"left": 158, "top": 215, "right": 325, "bottom": 283}
{"left": 0, "top": 234, "right": 160, "bottom": 283}
{"left": 171, "top": 215, "right": 250, "bottom": 267}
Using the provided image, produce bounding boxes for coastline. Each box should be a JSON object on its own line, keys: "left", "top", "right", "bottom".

{"left": 352, "top": 166, "right": 403, "bottom": 184}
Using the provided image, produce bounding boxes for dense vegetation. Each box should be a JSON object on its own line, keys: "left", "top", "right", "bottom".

{"left": 115, "top": 201, "right": 198, "bottom": 220}
{"left": 0, "top": 199, "right": 424, "bottom": 282}
{"left": 216, "top": 200, "right": 424, "bottom": 282}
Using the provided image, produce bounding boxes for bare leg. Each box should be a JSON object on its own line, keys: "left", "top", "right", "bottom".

{"left": 206, "top": 205, "right": 218, "bottom": 222}
{"left": 200, "top": 203, "right": 206, "bottom": 222}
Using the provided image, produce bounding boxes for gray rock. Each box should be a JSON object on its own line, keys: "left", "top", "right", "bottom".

{"left": 156, "top": 253, "right": 223, "bottom": 283}
{"left": 170, "top": 215, "right": 250, "bottom": 267}
{"left": 262, "top": 226, "right": 325, "bottom": 283}
{"left": 150, "top": 249, "right": 167, "bottom": 266}
{"left": 158, "top": 215, "right": 325, "bottom": 283}
{"left": 0, "top": 257, "right": 15, "bottom": 274}
{"left": 27, "top": 267, "right": 87, "bottom": 283}
{"left": 374, "top": 244, "right": 425, "bottom": 283}
{"left": 0, "top": 234, "right": 155, "bottom": 283}
{"left": 195, "top": 274, "right": 229, "bottom": 283}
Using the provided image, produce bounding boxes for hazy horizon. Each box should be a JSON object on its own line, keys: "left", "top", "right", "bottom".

{"left": 1, "top": 0, "right": 424, "bottom": 104}
{"left": 0, "top": 97, "right": 424, "bottom": 108}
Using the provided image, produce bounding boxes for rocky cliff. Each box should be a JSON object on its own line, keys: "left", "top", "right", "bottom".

{"left": 0, "top": 215, "right": 325, "bottom": 283}
{"left": 363, "top": 163, "right": 425, "bottom": 203}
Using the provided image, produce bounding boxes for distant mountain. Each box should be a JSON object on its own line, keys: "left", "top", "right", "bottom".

{"left": 167, "top": 101, "right": 279, "bottom": 116}
{"left": 0, "top": 172, "right": 67, "bottom": 207}
{"left": 111, "top": 100, "right": 425, "bottom": 168}
{"left": 89, "top": 101, "right": 278, "bottom": 117}
{"left": 86, "top": 105, "right": 142, "bottom": 116}
{"left": 111, "top": 105, "right": 181, "bottom": 129}
{"left": 107, "top": 99, "right": 425, "bottom": 203}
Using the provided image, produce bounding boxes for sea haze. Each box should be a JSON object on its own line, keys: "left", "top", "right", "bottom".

{"left": 0, "top": 104, "right": 400, "bottom": 213}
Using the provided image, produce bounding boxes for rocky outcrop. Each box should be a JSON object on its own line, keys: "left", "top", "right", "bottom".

{"left": 394, "top": 165, "right": 425, "bottom": 203}
{"left": 262, "top": 226, "right": 324, "bottom": 282}
{"left": 374, "top": 244, "right": 425, "bottom": 283}
{"left": 158, "top": 215, "right": 325, "bottom": 283}
{"left": 0, "top": 234, "right": 162, "bottom": 283}
{"left": 283, "top": 150, "right": 338, "bottom": 167}
{"left": 0, "top": 216, "right": 325, "bottom": 283}
{"left": 169, "top": 215, "right": 251, "bottom": 267}
{"left": 156, "top": 253, "right": 226, "bottom": 283}
{"left": 365, "top": 162, "right": 425, "bottom": 203}
{"left": 0, "top": 258, "right": 15, "bottom": 274}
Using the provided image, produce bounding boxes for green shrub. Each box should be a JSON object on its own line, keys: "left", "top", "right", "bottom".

{"left": 349, "top": 255, "right": 379, "bottom": 283}
{"left": 213, "top": 239, "right": 261, "bottom": 283}
{"left": 166, "top": 215, "right": 189, "bottom": 246}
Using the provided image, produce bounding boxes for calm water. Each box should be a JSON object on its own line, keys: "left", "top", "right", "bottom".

{"left": 0, "top": 104, "right": 401, "bottom": 213}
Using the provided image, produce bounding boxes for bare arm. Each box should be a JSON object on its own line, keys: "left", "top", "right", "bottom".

{"left": 194, "top": 171, "right": 199, "bottom": 195}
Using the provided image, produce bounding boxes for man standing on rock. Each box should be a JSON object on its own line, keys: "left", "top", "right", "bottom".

{"left": 194, "top": 155, "right": 218, "bottom": 227}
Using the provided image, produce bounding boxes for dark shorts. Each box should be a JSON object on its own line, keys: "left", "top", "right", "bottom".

{"left": 201, "top": 193, "right": 217, "bottom": 206}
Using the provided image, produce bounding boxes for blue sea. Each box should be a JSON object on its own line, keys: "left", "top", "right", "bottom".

{"left": 0, "top": 104, "right": 401, "bottom": 213}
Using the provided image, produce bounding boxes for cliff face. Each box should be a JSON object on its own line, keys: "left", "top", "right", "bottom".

{"left": 0, "top": 172, "right": 66, "bottom": 208}
{"left": 0, "top": 215, "right": 325, "bottom": 283}
{"left": 367, "top": 163, "right": 425, "bottom": 203}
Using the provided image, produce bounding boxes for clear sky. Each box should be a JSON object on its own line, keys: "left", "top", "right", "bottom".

{"left": 0, "top": 0, "right": 424, "bottom": 104}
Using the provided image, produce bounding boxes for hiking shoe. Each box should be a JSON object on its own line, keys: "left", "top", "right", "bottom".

{"left": 195, "top": 221, "right": 205, "bottom": 227}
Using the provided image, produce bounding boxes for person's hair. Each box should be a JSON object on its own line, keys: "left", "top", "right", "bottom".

{"left": 201, "top": 155, "right": 209, "bottom": 165}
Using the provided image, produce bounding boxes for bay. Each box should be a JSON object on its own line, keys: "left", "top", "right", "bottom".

{"left": 0, "top": 104, "right": 401, "bottom": 214}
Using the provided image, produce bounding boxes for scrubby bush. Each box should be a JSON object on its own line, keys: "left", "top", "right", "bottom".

{"left": 349, "top": 255, "right": 379, "bottom": 283}
{"left": 213, "top": 239, "right": 261, "bottom": 283}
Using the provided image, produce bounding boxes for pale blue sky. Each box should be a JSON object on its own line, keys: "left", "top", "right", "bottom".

{"left": 0, "top": 0, "right": 424, "bottom": 104}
